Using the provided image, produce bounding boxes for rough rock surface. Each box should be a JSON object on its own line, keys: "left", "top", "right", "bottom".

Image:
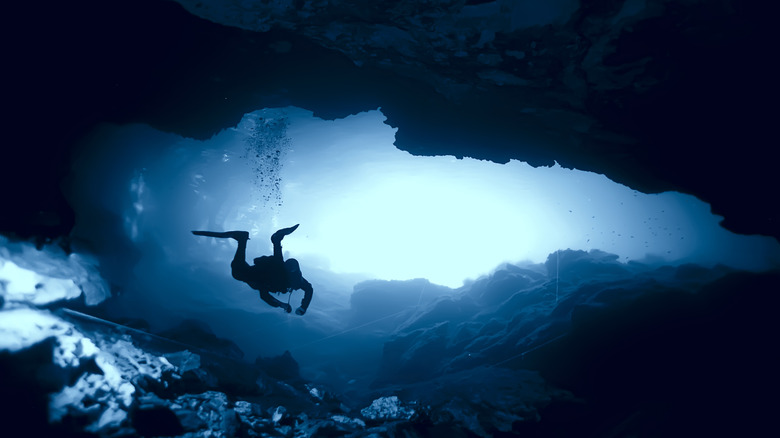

{"left": 360, "top": 395, "right": 415, "bottom": 421}
{"left": 3, "top": 0, "right": 776, "bottom": 243}
{"left": 370, "top": 250, "right": 780, "bottom": 436}
{"left": 2, "top": 244, "right": 778, "bottom": 436}
{"left": 0, "top": 305, "right": 410, "bottom": 437}
{"left": 172, "top": 0, "right": 777, "bottom": 240}
{"left": 0, "top": 236, "right": 110, "bottom": 306}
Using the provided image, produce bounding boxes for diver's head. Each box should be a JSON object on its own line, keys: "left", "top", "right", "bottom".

{"left": 284, "top": 258, "right": 301, "bottom": 276}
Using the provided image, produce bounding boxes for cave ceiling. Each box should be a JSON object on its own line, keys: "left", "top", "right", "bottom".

{"left": 3, "top": 0, "right": 775, "bottom": 241}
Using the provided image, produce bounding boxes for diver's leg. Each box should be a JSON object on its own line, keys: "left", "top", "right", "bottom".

{"left": 270, "top": 224, "right": 299, "bottom": 260}
{"left": 192, "top": 230, "right": 251, "bottom": 278}
{"left": 231, "top": 237, "right": 248, "bottom": 265}
{"left": 272, "top": 239, "right": 283, "bottom": 261}
{"left": 229, "top": 232, "right": 251, "bottom": 280}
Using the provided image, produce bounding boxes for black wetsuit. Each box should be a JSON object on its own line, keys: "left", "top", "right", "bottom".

{"left": 230, "top": 232, "right": 313, "bottom": 313}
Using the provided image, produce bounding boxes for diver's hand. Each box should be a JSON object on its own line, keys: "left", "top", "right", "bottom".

{"left": 295, "top": 306, "right": 306, "bottom": 316}
{"left": 282, "top": 303, "right": 292, "bottom": 313}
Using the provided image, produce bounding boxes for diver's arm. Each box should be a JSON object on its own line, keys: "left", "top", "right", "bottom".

{"left": 260, "top": 290, "right": 292, "bottom": 313}
{"left": 295, "top": 279, "right": 314, "bottom": 315}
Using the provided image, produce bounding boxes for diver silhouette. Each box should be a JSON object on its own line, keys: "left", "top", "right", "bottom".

{"left": 192, "top": 224, "right": 313, "bottom": 315}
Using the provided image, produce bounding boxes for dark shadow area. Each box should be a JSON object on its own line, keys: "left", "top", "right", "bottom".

{"left": 2, "top": 0, "right": 778, "bottom": 435}
{"left": 4, "top": 0, "right": 778, "bottom": 242}
{"left": 2, "top": 244, "right": 779, "bottom": 436}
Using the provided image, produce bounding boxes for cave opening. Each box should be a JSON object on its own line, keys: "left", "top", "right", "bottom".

{"left": 1, "top": 0, "right": 778, "bottom": 436}
{"left": 54, "top": 105, "right": 779, "bottom": 357}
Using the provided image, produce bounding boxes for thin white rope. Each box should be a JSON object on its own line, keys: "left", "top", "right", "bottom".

{"left": 490, "top": 333, "right": 568, "bottom": 368}
{"left": 289, "top": 282, "right": 429, "bottom": 351}
{"left": 289, "top": 307, "right": 412, "bottom": 351}
{"left": 416, "top": 282, "right": 427, "bottom": 307}
{"left": 556, "top": 249, "right": 559, "bottom": 304}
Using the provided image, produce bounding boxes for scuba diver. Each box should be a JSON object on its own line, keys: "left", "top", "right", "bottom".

{"left": 192, "top": 224, "right": 313, "bottom": 315}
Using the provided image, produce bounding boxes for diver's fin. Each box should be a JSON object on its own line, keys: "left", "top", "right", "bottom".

{"left": 271, "top": 224, "right": 300, "bottom": 244}
{"left": 192, "top": 230, "right": 250, "bottom": 240}
{"left": 192, "top": 230, "right": 229, "bottom": 238}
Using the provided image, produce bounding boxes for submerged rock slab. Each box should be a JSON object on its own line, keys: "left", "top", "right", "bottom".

{"left": 0, "top": 237, "right": 110, "bottom": 306}
{"left": 361, "top": 395, "right": 415, "bottom": 421}
{"left": 0, "top": 259, "right": 81, "bottom": 305}
{"left": 371, "top": 251, "right": 780, "bottom": 436}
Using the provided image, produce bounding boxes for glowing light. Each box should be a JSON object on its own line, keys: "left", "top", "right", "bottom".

{"left": 85, "top": 107, "right": 779, "bottom": 290}
{"left": 269, "top": 108, "right": 779, "bottom": 287}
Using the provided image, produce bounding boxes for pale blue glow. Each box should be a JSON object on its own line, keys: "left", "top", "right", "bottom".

{"left": 219, "top": 108, "right": 778, "bottom": 287}
{"left": 71, "top": 107, "right": 780, "bottom": 290}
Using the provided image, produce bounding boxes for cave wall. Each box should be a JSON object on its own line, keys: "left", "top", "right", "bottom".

{"left": 3, "top": 0, "right": 776, "bottom": 242}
